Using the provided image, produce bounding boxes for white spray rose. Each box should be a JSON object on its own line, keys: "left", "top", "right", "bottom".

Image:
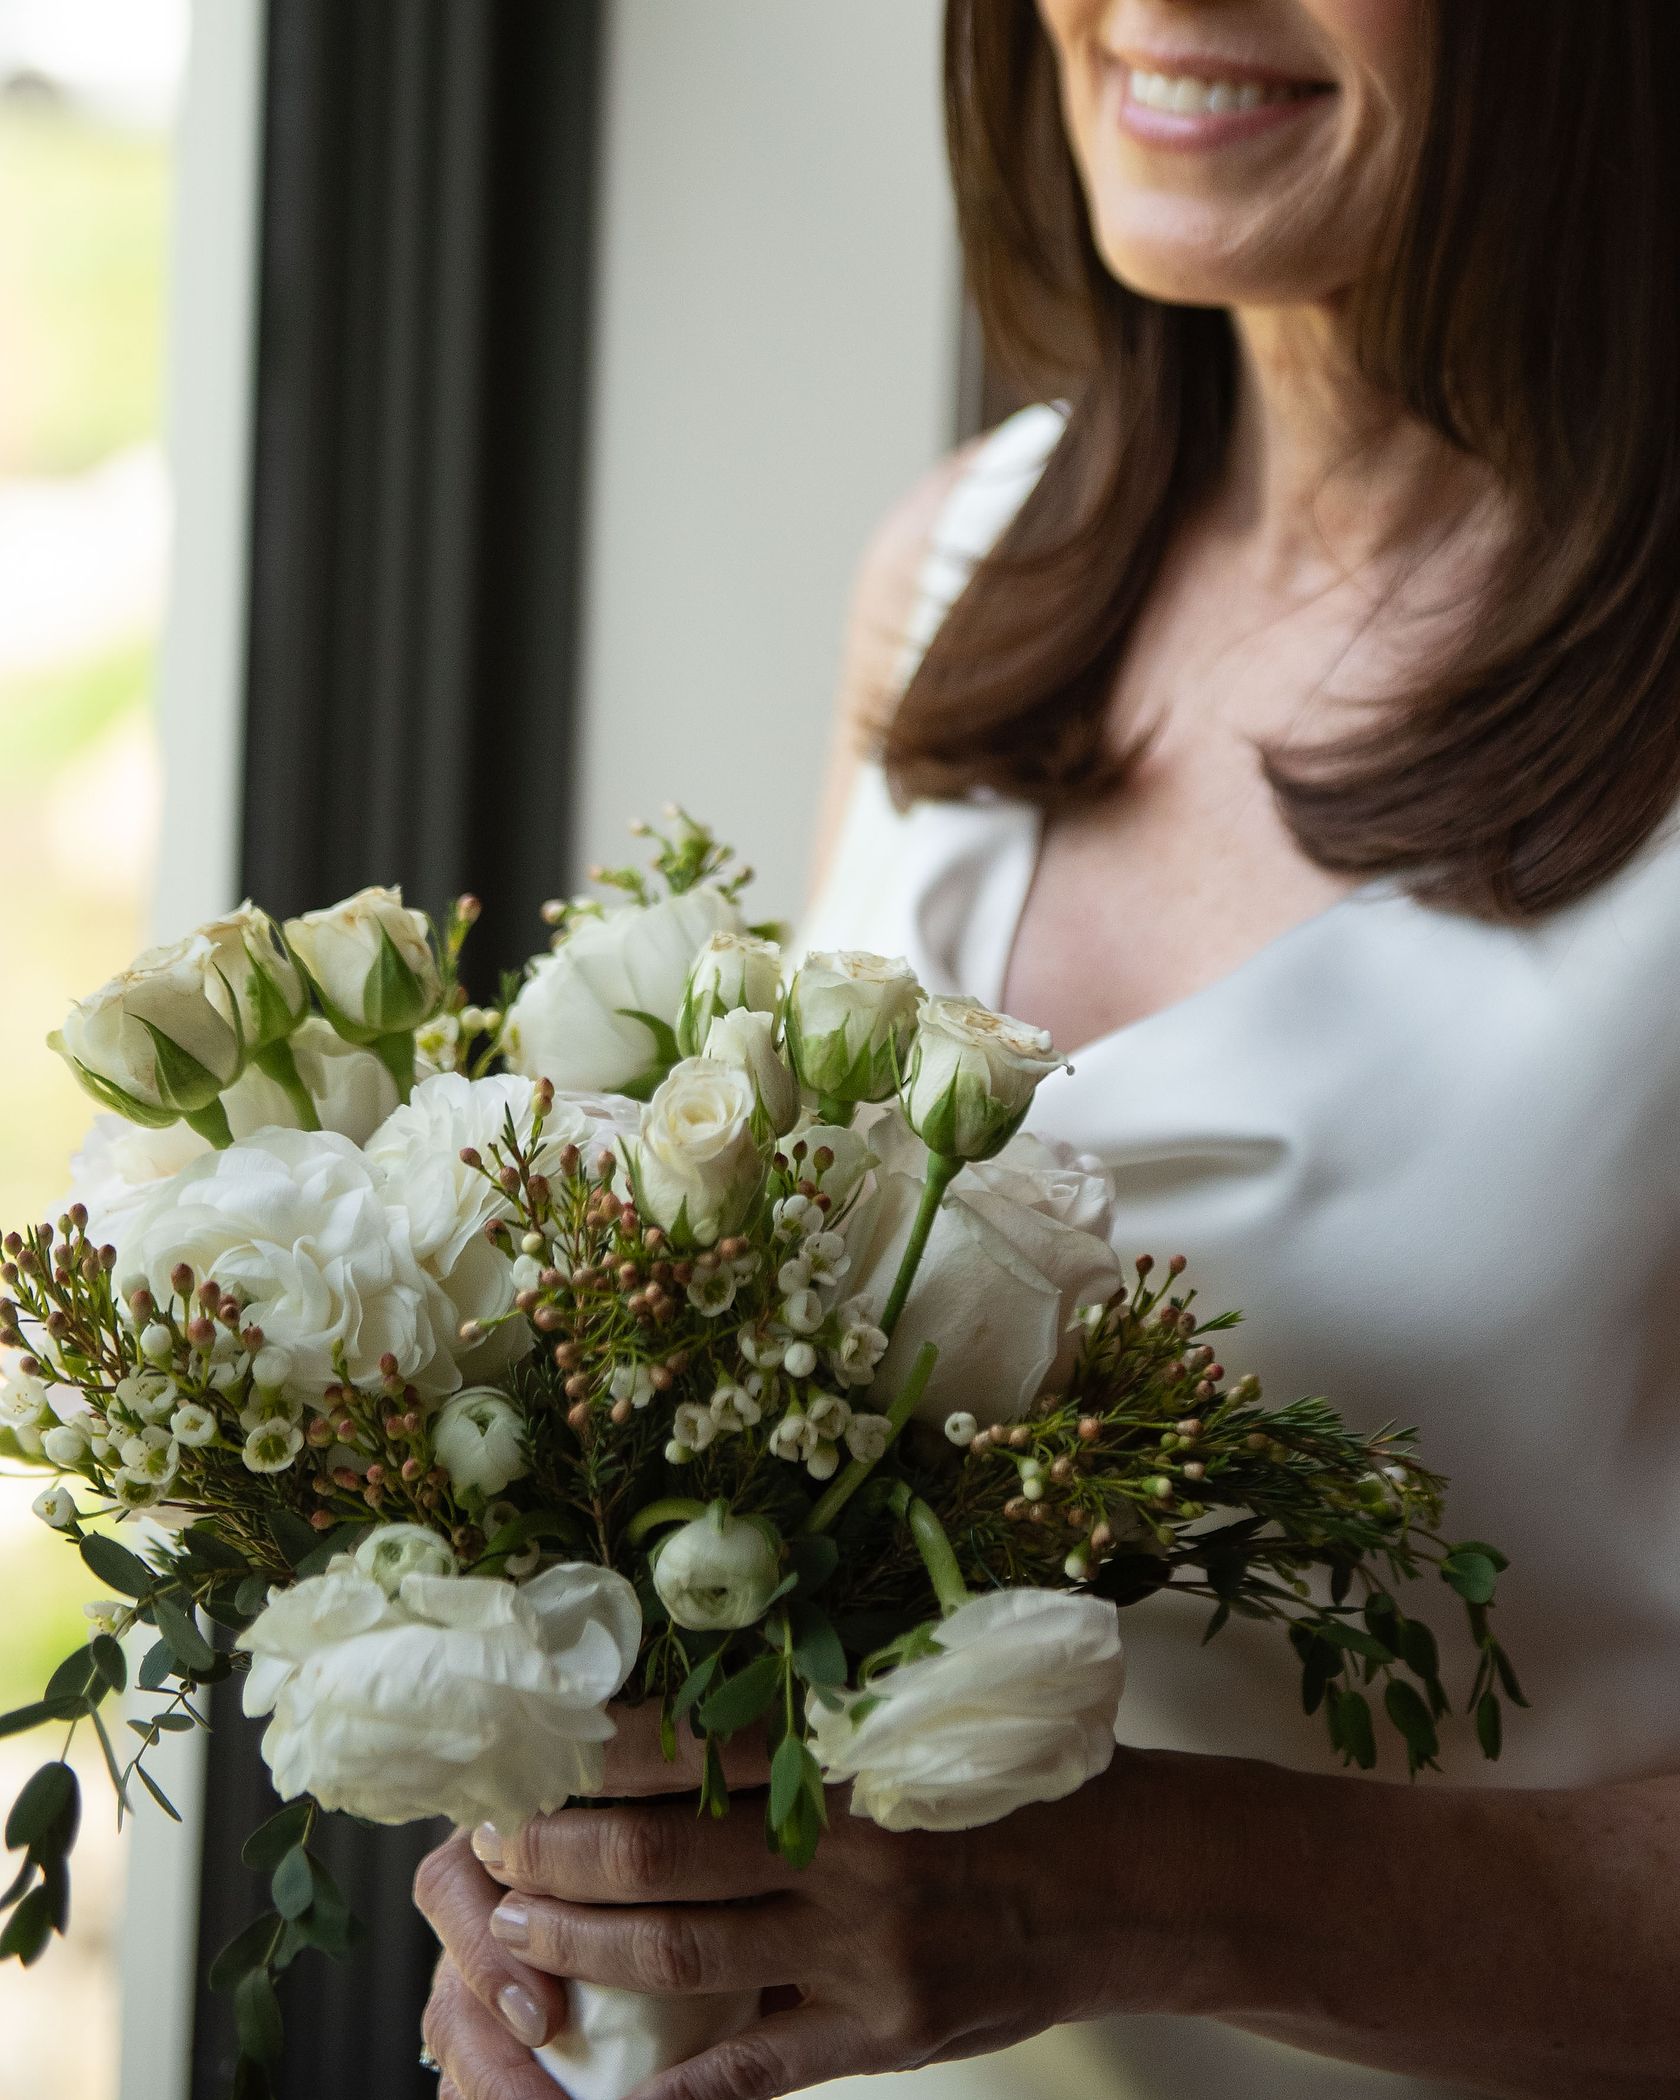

{"left": 239, "top": 1561, "right": 642, "bottom": 1825}
{"left": 504, "top": 887, "right": 742, "bottom": 1094}
{"left": 701, "top": 1010, "right": 800, "bottom": 1137}
{"left": 785, "top": 950, "right": 922, "bottom": 1107}
{"left": 432, "top": 1388, "right": 528, "bottom": 1497}
{"left": 198, "top": 903, "right": 308, "bottom": 1054}
{"left": 808, "top": 1588, "right": 1126, "bottom": 1831}
{"left": 627, "top": 1058, "right": 764, "bottom": 1248}
{"left": 651, "top": 1510, "right": 781, "bottom": 1631}
{"left": 51, "top": 935, "right": 244, "bottom": 1128}
{"left": 901, "top": 995, "right": 1065, "bottom": 1162}
{"left": 354, "top": 1524, "right": 458, "bottom": 1594}
{"left": 284, "top": 886, "right": 441, "bottom": 1042}
{"left": 123, "top": 1127, "right": 454, "bottom": 1399}
{"left": 223, "top": 1018, "right": 399, "bottom": 1146}
{"left": 843, "top": 1118, "right": 1121, "bottom": 1423}
{"left": 677, "top": 932, "right": 784, "bottom": 1055}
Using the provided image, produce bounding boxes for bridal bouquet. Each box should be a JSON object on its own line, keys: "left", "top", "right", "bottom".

{"left": 0, "top": 812, "right": 1522, "bottom": 2099}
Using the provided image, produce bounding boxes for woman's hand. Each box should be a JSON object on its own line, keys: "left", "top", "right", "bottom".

{"left": 415, "top": 1745, "right": 1174, "bottom": 2100}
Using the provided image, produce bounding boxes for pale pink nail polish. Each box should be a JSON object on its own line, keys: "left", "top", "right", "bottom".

{"left": 490, "top": 1897, "right": 530, "bottom": 1951}
{"left": 499, "top": 1979, "right": 548, "bottom": 2047}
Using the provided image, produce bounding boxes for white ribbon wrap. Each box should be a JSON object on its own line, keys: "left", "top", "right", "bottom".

{"left": 535, "top": 1983, "right": 761, "bottom": 2100}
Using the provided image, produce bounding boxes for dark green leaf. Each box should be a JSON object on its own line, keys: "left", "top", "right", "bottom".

{"left": 671, "top": 1653, "right": 720, "bottom": 1725}
{"left": 1491, "top": 1643, "right": 1529, "bottom": 1709}
{"left": 790, "top": 1608, "right": 846, "bottom": 1690}
{"left": 137, "top": 1641, "right": 179, "bottom": 1693}
{"left": 0, "top": 1856, "right": 35, "bottom": 1912}
{"left": 0, "top": 1702, "right": 71, "bottom": 1742}
{"left": 1452, "top": 1539, "right": 1510, "bottom": 1574}
{"left": 137, "top": 1768, "right": 183, "bottom": 1823}
{"left": 269, "top": 1510, "right": 318, "bottom": 1569}
{"left": 1328, "top": 1561, "right": 1353, "bottom": 1607}
{"left": 271, "top": 1847, "right": 314, "bottom": 1921}
{"left": 40, "top": 1852, "right": 70, "bottom": 1933}
{"left": 209, "top": 1912, "right": 282, "bottom": 1994}
{"left": 1335, "top": 1688, "right": 1377, "bottom": 1770}
{"left": 1475, "top": 1692, "right": 1503, "bottom": 1760}
{"left": 181, "top": 1526, "right": 251, "bottom": 1573}
{"left": 1318, "top": 1622, "right": 1394, "bottom": 1664}
{"left": 235, "top": 1576, "right": 272, "bottom": 1620}
{"left": 235, "top": 1966, "right": 285, "bottom": 2067}
{"left": 0, "top": 1886, "right": 53, "bottom": 1964}
{"left": 241, "top": 1801, "right": 314, "bottom": 1873}
{"left": 294, "top": 1523, "right": 372, "bottom": 1580}
{"left": 768, "top": 1735, "right": 806, "bottom": 1828}
{"left": 44, "top": 1648, "right": 100, "bottom": 1709}
{"left": 1383, "top": 1680, "right": 1439, "bottom": 1771}
{"left": 153, "top": 1595, "right": 216, "bottom": 1674}
{"left": 89, "top": 1709, "right": 130, "bottom": 1809}
{"left": 1441, "top": 1551, "right": 1499, "bottom": 1606}
{"left": 787, "top": 1537, "right": 840, "bottom": 1596}
{"left": 697, "top": 1654, "right": 783, "bottom": 1739}
{"left": 774, "top": 1784, "right": 823, "bottom": 1871}
{"left": 1397, "top": 1618, "right": 1440, "bottom": 1685}
{"left": 232, "top": 2057, "right": 274, "bottom": 2100}
{"left": 1201, "top": 1601, "right": 1231, "bottom": 1646}
{"left": 6, "top": 1763, "right": 79, "bottom": 1854}
{"left": 78, "top": 1533, "right": 155, "bottom": 1600}
{"left": 89, "top": 1636, "right": 127, "bottom": 1696}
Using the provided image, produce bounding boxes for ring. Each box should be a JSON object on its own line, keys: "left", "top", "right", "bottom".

{"left": 419, "top": 2044, "right": 442, "bottom": 2074}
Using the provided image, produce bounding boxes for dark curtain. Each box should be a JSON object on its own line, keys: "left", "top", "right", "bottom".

{"left": 192, "top": 4, "right": 604, "bottom": 2094}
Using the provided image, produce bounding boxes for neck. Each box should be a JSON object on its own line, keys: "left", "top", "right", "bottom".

{"left": 1213, "top": 303, "right": 1503, "bottom": 590}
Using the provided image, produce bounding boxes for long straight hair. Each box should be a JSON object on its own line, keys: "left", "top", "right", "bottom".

{"left": 884, "top": 1, "right": 1680, "bottom": 919}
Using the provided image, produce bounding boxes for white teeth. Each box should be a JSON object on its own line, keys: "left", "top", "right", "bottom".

{"left": 1128, "top": 69, "right": 1304, "bottom": 116}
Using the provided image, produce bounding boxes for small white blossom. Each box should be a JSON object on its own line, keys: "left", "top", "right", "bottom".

{"left": 671, "top": 1401, "right": 718, "bottom": 1454}
{"left": 778, "top": 1255, "right": 813, "bottom": 1296}
{"left": 42, "top": 1424, "right": 90, "bottom": 1468}
{"left": 243, "top": 1420, "right": 304, "bottom": 1474}
{"left": 140, "top": 1323, "right": 175, "bottom": 1363}
{"left": 782, "top": 1339, "right": 818, "bottom": 1379}
{"left": 803, "top": 1232, "right": 850, "bottom": 1290}
{"left": 709, "top": 1381, "right": 763, "bottom": 1432}
{"left": 831, "top": 1306, "right": 889, "bottom": 1388}
{"left": 738, "top": 1329, "right": 785, "bottom": 1371}
{"left": 32, "top": 1485, "right": 78, "bottom": 1531}
{"left": 113, "top": 1470, "right": 162, "bottom": 1509}
{"left": 510, "top": 1255, "right": 543, "bottom": 1294}
{"left": 433, "top": 1388, "right": 529, "bottom": 1498}
{"left": 240, "top": 1390, "right": 304, "bottom": 1436}
{"left": 773, "top": 1194, "right": 820, "bottom": 1241}
{"left": 806, "top": 1443, "right": 840, "bottom": 1481}
{"left": 84, "top": 1599, "right": 125, "bottom": 1635}
{"left": 944, "top": 1411, "right": 980, "bottom": 1446}
{"left": 251, "top": 1344, "right": 295, "bottom": 1391}
{"left": 686, "top": 1268, "right": 739, "bottom": 1317}
{"left": 844, "top": 1412, "right": 893, "bottom": 1465}
{"left": 609, "top": 1364, "right": 657, "bottom": 1412}
{"left": 172, "top": 1403, "right": 219, "bottom": 1447}
{"left": 806, "top": 1393, "right": 852, "bottom": 1440}
{"left": 120, "top": 1426, "right": 181, "bottom": 1486}
{"left": 780, "top": 1288, "right": 824, "bottom": 1336}
{"left": 115, "top": 1371, "right": 178, "bottom": 1425}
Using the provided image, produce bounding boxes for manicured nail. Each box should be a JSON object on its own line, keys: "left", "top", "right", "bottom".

{"left": 471, "top": 1822, "right": 504, "bottom": 1869}
{"left": 498, "top": 1980, "right": 548, "bottom": 2047}
{"left": 490, "top": 1898, "right": 530, "bottom": 1951}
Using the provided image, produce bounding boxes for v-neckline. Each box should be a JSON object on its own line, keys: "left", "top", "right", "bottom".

{"left": 987, "top": 802, "right": 1399, "bottom": 1068}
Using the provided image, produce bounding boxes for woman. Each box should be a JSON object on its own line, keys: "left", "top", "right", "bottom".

{"left": 415, "top": 2, "right": 1680, "bottom": 2095}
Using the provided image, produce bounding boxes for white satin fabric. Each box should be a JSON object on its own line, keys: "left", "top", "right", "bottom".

{"left": 798, "top": 405, "right": 1680, "bottom": 2099}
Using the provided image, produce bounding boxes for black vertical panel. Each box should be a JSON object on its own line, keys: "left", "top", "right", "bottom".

{"left": 193, "top": 5, "right": 604, "bottom": 2096}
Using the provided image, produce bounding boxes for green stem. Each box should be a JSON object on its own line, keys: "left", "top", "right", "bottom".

{"left": 878, "top": 1151, "right": 962, "bottom": 1340}
{"left": 801, "top": 1340, "right": 938, "bottom": 1536}
{"left": 905, "top": 1495, "right": 970, "bottom": 1617}
{"left": 184, "top": 1099, "right": 234, "bottom": 1150}
{"left": 815, "top": 1094, "right": 857, "bottom": 1128}
{"left": 625, "top": 1497, "right": 709, "bottom": 1547}
{"left": 372, "top": 1029, "right": 417, "bottom": 1104}
{"left": 254, "top": 1038, "right": 322, "bottom": 1131}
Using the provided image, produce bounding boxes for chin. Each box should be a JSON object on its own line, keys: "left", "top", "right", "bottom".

{"left": 1092, "top": 202, "right": 1347, "bottom": 312}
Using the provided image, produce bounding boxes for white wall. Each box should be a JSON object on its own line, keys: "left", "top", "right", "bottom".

{"left": 577, "top": 0, "right": 960, "bottom": 914}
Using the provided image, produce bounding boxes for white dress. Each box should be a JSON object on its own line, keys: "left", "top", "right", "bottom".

{"left": 801, "top": 405, "right": 1680, "bottom": 2100}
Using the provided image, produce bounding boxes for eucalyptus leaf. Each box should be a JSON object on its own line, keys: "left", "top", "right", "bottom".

{"left": 79, "top": 1534, "right": 155, "bottom": 1600}
{"left": 696, "top": 1654, "right": 782, "bottom": 1739}
{"left": 272, "top": 1846, "right": 315, "bottom": 1922}
{"left": 241, "top": 1801, "right": 314, "bottom": 1873}
{"left": 5, "top": 1763, "right": 78, "bottom": 1854}
{"left": 153, "top": 1595, "right": 216, "bottom": 1674}
{"left": 235, "top": 1966, "right": 285, "bottom": 2067}
{"left": 0, "top": 1886, "right": 52, "bottom": 1965}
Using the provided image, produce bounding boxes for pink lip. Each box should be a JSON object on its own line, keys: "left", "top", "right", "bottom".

{"left": 1106, "top": 55, "right": 1334, "bottom": 154}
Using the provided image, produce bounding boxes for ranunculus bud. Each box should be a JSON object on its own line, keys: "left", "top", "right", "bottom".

{"left": 284, "top": 886, "right": 442, "bottom": 1043}
{"left": 650, "top": 1507, "right": 782, "bottom": 1631}
{"left": 50, "top": 935, "right": 244, "bottom": 1129}
{"left": 625, "top": 1058, "right": 765, "bottom": 1249}
{"left": 900, "top": 995, "right": 1065, "bottom": 1162}
{"left": 676, "top": 932, "right": 784, "bottom": 1056}
{"left": 432, "top": 1387, "right": 529, "bottom": 1498}
{"left": 701, "top": 1009, "right": 800, "bottom": 1137}
{"left": 354, "top": 1522, "right": 460, "bottom": 1594}
{"left": 784, "top": 950, "right": 922, "bottom": 1106}
{"left": 198, "top": 903, "right": 308, "bottom": 1054}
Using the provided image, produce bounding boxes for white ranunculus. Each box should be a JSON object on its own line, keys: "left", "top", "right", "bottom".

{"left": 901, "top": 996, "right": 1065, "bottom": 1163}
{"left": 223, "top": 1017, "right": 399, "bottom": 1146}
{"left": 51, "top": 935, "right": 244, "bottom": 1126}
{"left": 354, "top": 1524, "right": 458, "bottom": 1594}
{"left": 123, "top": 1127, "right": 454, "bottom": 1400}
{"left": 70, "top": 1116, "right": 214, "bottom": 1254}
{"left": 199, "top": 903, "right": 308, "bottom": 1054}
{"left": 843, "top": 1117, "right": 1121, "bottom": 1423}
{"left": 627, "top": 1058, "right": 764, "bottom": 1248}
{"left": 701, "top": 1010, "right": 800, "bottom": 1137}
{"left": 651, "top": 1510, "right": 781, "bottom": 1631}
{"left": 432, "top": 1387, "right": 528, "bottom": 1497}
{"left": 284, "top": 886, "right": 441, "bottom": 1042}
{"left": 504, "top": 887, "right": 742, "bottom": 1094}
{"left": 808, "top": 1589, "right": 1127, "bottom": 1831}
{"left": 677, "top": 932, "right": 784, "bottom": 1055}
{"left": 239, "top": 1561, "right": 642, "bottom": 1826}
{"left": 785, "top": 950, "right": 922, "bottom": 1107}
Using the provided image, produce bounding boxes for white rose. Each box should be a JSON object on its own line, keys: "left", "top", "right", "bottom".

{"left": 124, "top": 1127, "right": 454, "bottom": 1400}
{"left": 808, "top": 1589, "right": 1126, "bottom": 1831}
{"left": 627, "top": 1058, "right": 764, "bottom": 1248}
{"left": 223, "top": 1018, "right": 399, "bottom": 1146}
{"left": 504, "top": 887, "right": 742, "bottom": 1094}
{"left": 650, "top": 1510, "right": 781, "bottom": 1632}
{"left": 239, "top": 1561, "right": 642, "bottom": 1825}
{"left": 51, "top": 934, "right": 244, "bottom": 1126}
{"left": 785, "top": 951, "right": 922, "bottom": 1107}
{"left": 284, "top": 886, "right": 441, "bottom": 1042}
{"left": 901, "top": 996, "right": 1065, "bottom": 1162}
{"left": 677, "top": 932, "right": 784, "bottom": 1055}
{"left": 354, "top": 1524, "right": 458, "bottom": 1593}
{"left": 432, "top": 1387, "right": 528, "bottom": 1498}
{"left": 701, "top": 1010, "right": 800, "bottom": 1137}
{"left": 198, "top": 903, "right": 308, "bottom": 1054}
{"left": 842, "top": 1117, "right": 1121, "bottom": 1422}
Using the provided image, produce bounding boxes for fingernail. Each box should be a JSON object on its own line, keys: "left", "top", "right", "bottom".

{"left": 490, "top": 1897, "right": 530, "bottom": 1951}
{"left": 498, "top": 1980, "right": 548, "bottom": 2047}
{"left": 471, "top": 1822, "right": 504, "bottom": 1869}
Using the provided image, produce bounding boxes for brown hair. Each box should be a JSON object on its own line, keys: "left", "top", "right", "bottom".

{"left": 884, "top": 1, "right": 1680, "bottom": 919}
